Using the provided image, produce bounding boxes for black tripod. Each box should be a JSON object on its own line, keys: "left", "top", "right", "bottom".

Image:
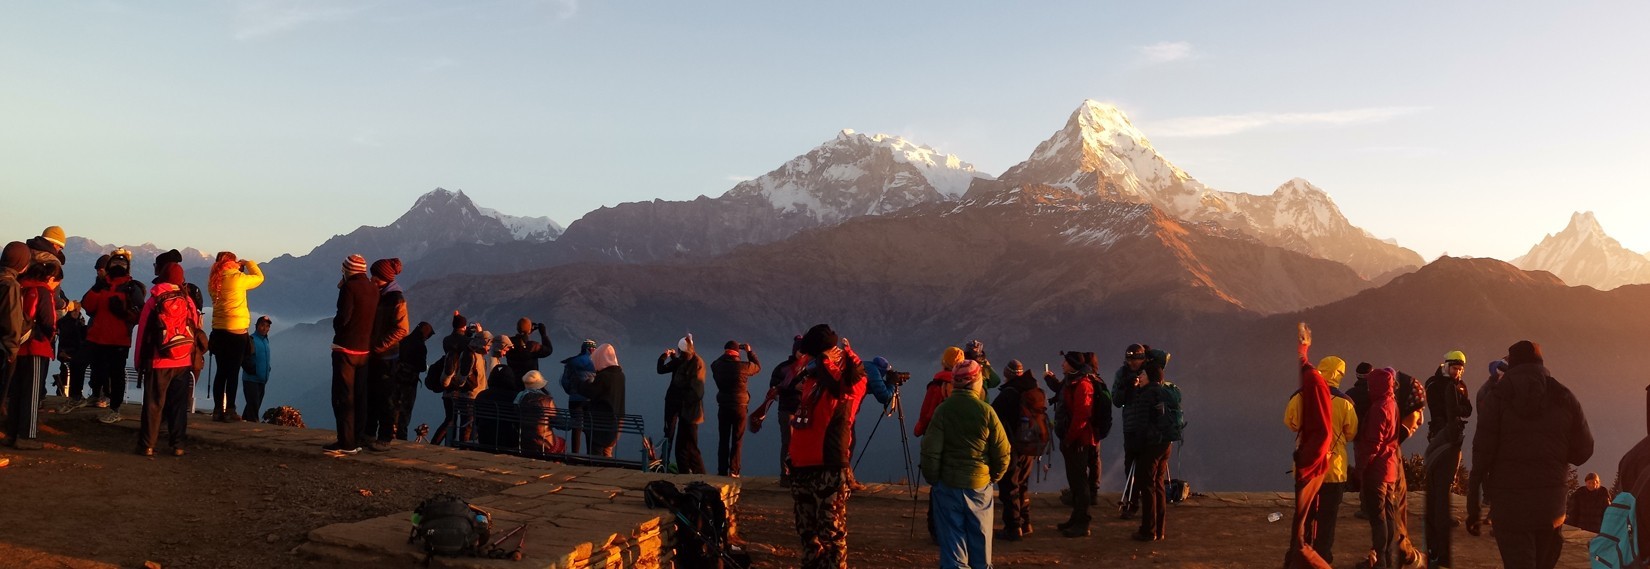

{"left": 853, "top": 379, "right": 919, "bottom": 535}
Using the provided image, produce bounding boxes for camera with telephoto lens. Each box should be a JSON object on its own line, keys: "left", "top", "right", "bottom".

{"left": 887, "top": 370, "right": 911, "bottom": 386}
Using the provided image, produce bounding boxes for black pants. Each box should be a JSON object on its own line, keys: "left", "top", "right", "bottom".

{"left": 242, "top": 380, "right": 267, "bottom": 421}
{"left": 1138, "top": 442, "right": 1171, "bottom": 539}
{"left": 778, "top": 410, "right": 794, "bottom": 479}
{"left": 1492, "top": 526, "right": 1564, "bottom": 569}
{"left": 87, "top": 343, "right": 130, "bottom": 411}
{"left": 433, "top": 393, "right": 474, "bottom": 445}
{"left": 672, "top": 414, "right": 706, "bottom": 474}
{"left": 1061, "top": 443, "right": 1096, "bottom": 528}
{"left": 208, "top": 330, "right": 249, "bottom": 416}
{"left": 567, "top": 400, "right": 587, "bottom": 454}
{"left": 63, "top": 358, "right": 90, "bottom": 400}
{"left": 329, "top": 351, "right": 368, "bottom": 448}
{"left": 1363, "top": 481, "right": 1404, "bottom": 568}
{"left": 1314, "top": 481, "right": 1346, "bottom": 564}
{"left": 139, "top": 367, "right": 192, "bottom": 450}
{"left": 364, "top": 356, "right": 398, "bottom": 443}
{"left": 1000, "top": 454, "right": 1036, "bottom": 533}
{"left": 717, "top": 404, "right": 748, "bottom": 476}
{"left": 1424, "top": 439, "right": 1463, "bottom": 567}
{"left": 5, "top": 356, "right": 48, "bottom": 441}
{"left": 388, "top": 369, "right": 419, "bottom": 441}
{"left": 588, "top": 402, "right": 619, "bottom": 457}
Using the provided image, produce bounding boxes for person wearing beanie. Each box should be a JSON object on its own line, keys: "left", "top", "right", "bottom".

{"left": 579, "top": 343, "right": 626, "bottom": 457}
{"left": 6, "top": 260, "right": 63, "bottom": 450}
{"left": 862, "top": 355, "right": 896, "bottom": 408}
{"left": 921, "top": 357, "right": 1010, "bottom": 569}
{"left": 786, "top": 323, "right": 867, "bottom": 569}
{"left": 0, "top": 243, "right": 27, "bottom": 432}
{"left": 131, "top": 261, "right": 201, "bottom": 456}
{"left": 240, "top": 316, "right": 274, "bottom": 422}
{"left": 1113, "top": 343, "right": 1151, "bottom": 518}
{"left": 514, "top": 370, "right": 567, "bottom": 455}
{"left": 325, "top": 254, "right": 378, "bottom": 455}
{"left": 1355, "top": 367, "right": 1417, "bottom": 568}
{"left": 430, "top": 320, "right": 489, "bottom": 446}
{"left": 362, "top": 259, "right": 409, "bottom": 451}
{"left": 1421, "top": 350, "right": 1472, "bottom": 567}
{"left": 1469, "top": 341, "right": 1592, "bottom": 569}
{"left": 991, "top": 358, "right": 1049, "bottom": 542}
{"left": 40, "top": 226, "right": 66, "bottom": 250}
{"left": 1131, "top": 357, "right": 1181, "bottom": 543}
{"left": 507, "top": 317, "right": 555, "bottom": 379}
{"left": 917, "top": 346, "right": 966, "bottom": 437}
{"left": 27, "top": 228, "right": 66, "bottom": 268}
{"left": 1281, "top": 324, "right": 1351, "bottom": 568}
{"left": 1046, "top": 350, "right": 1102, "bottom": 537}
{"left": 1465, "top": 358, "right": 1509, "bottom": 535}
{"left": 206, "top": 251, "right": 264, "bottom": 422}
{"left": 962, "top": 339, "right": 1001, "bottom": 391}
{"left": 765, "top": 335, "right": 806, "bottom": 486}
{"left": 74, "top": 248, "right": 145, "bottom": 419}
{"left": 710, "top": 340, "right": 761, "bottom": 477}
{"left": 388, "top": 321, "right": 435, "bottom": 440}
{"left": 658, "top": 333, "right": 707, "bottom": 474}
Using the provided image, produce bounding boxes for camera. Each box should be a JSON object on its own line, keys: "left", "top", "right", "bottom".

{"left": 887, "top": 370, "right": 911, "bottom": 386}
{"left": 532, "top": 322, "right": 545, "bottom": 331}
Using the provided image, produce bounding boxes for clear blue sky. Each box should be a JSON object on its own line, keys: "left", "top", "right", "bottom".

{"left": 3, "top": 1, "right": 1647, "bottom": 262}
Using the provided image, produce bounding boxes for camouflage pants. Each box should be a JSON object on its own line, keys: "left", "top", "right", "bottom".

{"left": 791, "top": 467, "right": 850, "bottom": 569}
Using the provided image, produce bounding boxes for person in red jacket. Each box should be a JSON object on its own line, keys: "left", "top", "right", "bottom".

{"left": 76, "top": 250, "right": 144, "bottom": 423}
{"left": 915, "top": 346, "right": 964, "bottom": 436}
{"left": 6, "top": 260, "right": 61, "bottom": 450}
{"left": 1355, "top": 367, "right": 1420, "bottom": 568}
{"left": 1048, "top": 350, "right": 1098, "bottom": 537}
{"left": 1285, "top": 323, "right": 1334, "bottom": 569}
{"left": 133, "top": 263, "right": 201, "bottom": 457}
{"left": 786, "top": 324, "right": 866, "bottom": 569}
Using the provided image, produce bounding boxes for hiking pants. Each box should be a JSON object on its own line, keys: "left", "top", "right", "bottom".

{"left": 1138, "top": 442, "right": 1171, "bottom": 539}
{"left": 1061, "top": 443, "right": 1095, "bottom": 528}
{"left": 673, "top": 413, "right": 706, "bottom": 474}
{"left": 1285, "top": 470, "right": 1333, "bottom": 569}
{"left": 365, "top": 355, "right": 398, "bottom": 442}
{"left": 999, "top": 455, "right": 1036, "bottom": 534}
{"left": 1423, "top": 437, "right": 1463, "bottom": 568}
{"left": 329, "top": 351, "right": 368, "bottom": 448}
{"left": 1362, "top": 481, "right": 1404, "bottom": 568}
{"left": 1491, "top": 525, "right": 1563, "bottom": 569}
{"left": 241, "top": 380, "right": 266, "bottom": 422}
{"left": 778, "top": 410, "right": 794, "bottom": 479}
{"left": 139, "top": 367, "right": 192, "bottom": 450}
{"left": 207, "top": 330, "right": 248, "bottom": 416}
{"left": 5, "top": 356, "right": 48, "bottom": 441}
{"left": 717, "top": 403, "right": 747, "bottom": 476}
{"left": 388, "top": 369, "right": 419, "bottom": 441}
{"left": 87, "top": 343, "right": 129, "bottom": 411}
{"left": 933, "top": 481, "right": 994, "bottom": 569}
{"left": 62, "top": 358, "right": 89, "bottom": 400}
{"left": 567, "top": 399, "right": 586, "bottom": 454}
{"left": 588, "top": 404, "right": 619, "bottom": 457}
{"left": 1314, "top": 482, "right": 1346, "bottom": 564}
{"left": 791, "top": 467, "right": 850, "bottom": 569}
{"left": 433, "top": 393, "right": 474, "bottom": 445}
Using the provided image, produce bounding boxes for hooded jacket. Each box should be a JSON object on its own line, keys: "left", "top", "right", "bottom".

{"left": 921, "top": 388, "right": 1012, "bottom": 490}
{"left": 331, "top": 273, "right": 377, "bottom": 354}
{"left": 1355, "top": 368, "right": 1399, "bottom": 487}
{"left": 0, "top": 266, "right": 22, "bottom": 363}
{"left": 1286, "top": 355, "right": 1359, "bottom": 483}
{"left": 397, "top": 326, "right": 433, "bottom": 376}
{"left": 560, "top": 344, "right": 595, "bottom": 404}
{"left": 369, "top": 281, "right": 408, "bottom": 357}
{"left": 658, "top": 342, "right": 705, "bottom": 425}
{"left": 1424, "top": 365, "right": 1472, "bottom": 444}
{"left": 1470, "top": 361, "right": 1593, "bottom": 531}
{"left": 582, "top": 344, "right": 626, "bottom": 418}
{"left": 1287, "top": 352, "right": 1336, "bottom": 483}
{"left": 208, "top": 260, "right": 263, "bottom": 332}
{"left": 17, "top": 278, "right": 58, "bottom": 359}
{"left": 133, "top": 283, "right": 201, "bottom": 370}
{"left": 55, "top": 311, "right": 86, "bottom": 361}
{"left": 83, "top": 274, "right": 142, "bottom": 347}
{"left": 711, "top": 349, "right": 761, "bottom": 407}
{"left": 507, "top": 329, "right": 554, "bottom": 378}
{"left": 788, "top": 347, "right": 867, "bottom": 470}
{"left": 1112, "top": 363, "right": 1148, "bottom": 434}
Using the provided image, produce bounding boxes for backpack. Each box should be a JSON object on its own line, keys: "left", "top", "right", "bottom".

{"left": 1007, "top": 385, "right": 1051, "bottom": 455}
{"left": 115, "top": 279, "right": 146, "bottom": 327}
{"left": 145, "top": 290, "right": 197, "bottom": 362}
{"left": 645, "top": 480, "right": 747, "bottom": 569}
{"left": 1090, "top": 375, "right": 1114, "bottom": 440}
{"left": 1593, "top": 492, "right": 1645, "bottom": 569}
{"left": 408, "top": 493, "right": 490, "bottom": 563}
{"left": 1148, "top": 381, "right": 1187, "bottom": 445}
{"left": 424, "top": 356, "right": 448, "bottom": 393}
{"left": 430, "top": 350, "right": 481, "bottom": 393}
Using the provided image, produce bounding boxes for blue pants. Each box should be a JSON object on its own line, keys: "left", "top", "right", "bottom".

{"left": 933, "top": 482, "right": 994, "bottom": 569}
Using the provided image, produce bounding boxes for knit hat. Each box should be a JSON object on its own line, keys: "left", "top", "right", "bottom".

{"left": 724, "top": 340, "right": 740, "bottom": 351}
{"left": 370, "top": 258, "right": 402, "bottom": 281}
{"left": 582, "top": 339, "right": 596, "bottom": 351}
{"left": 155, "top": 249, "right": 183, "bottom": 273}
{"left": 1, "top": 242, "right": 28, "bottom": 272}
{"left": 964, "top": 339, "right": 985, "bottom": 359}
{"left": 1355, "top": 362, "right": 1373, "bottom": 377}
{"left": 941, "top": 346, "right": 965, "bottom": 371}
{"left": 1506, "top": 340, "right": 1543, "bottom": 367}
{"left": 414, "top": 321, "right": 434, "bottom": 340}
{"left": 1317, "top": 356, "right": 1347, "bottom": 388}
{"left": 871, "top": 356, "right": 891, "bottom": 372}
{"left": 521, "top": 371, "right": 547, "bottom": 391}
{"left": 1443, "top": 350, "right": 1467, "bottom": 365}
{"left": 1006, "top": 359, "right": 1024, "bottom": 373}
{"left": 517, "top": 318, "right": 532, "bottom": 335}
{"left": 799, "top": 324, "right": 837, "bottom": 356}
{"left": 677, "top": 333, "right": 695, "bottom": 353}
{"left": 953, "top": 360, "right": 983, "bottom": 386}
{"left": 41, "top": 226, "right": 66, "bottom": 248}
{"left": 1125, "top": 344, "right": 1148, "bottom": 358}
{"left": 161, "top": 263, "right": 185, "bottom": 286}
{"left": 1487, "top": 359, "right": 1508, "bottom": 377}
{"left": 452, "top": 311, "right": 467, "bottom": 330}
{"left": 1145, "top": 348, "right": 1170, "bottom": 370}
{"left": 95, "top": 254, "right": 110, "bottom": 271}
{"left": 343, "top": 254, "right": 367, "bottom": 275}
{"left": 1063, "top": 350, "right": 1086, "bottom": 372}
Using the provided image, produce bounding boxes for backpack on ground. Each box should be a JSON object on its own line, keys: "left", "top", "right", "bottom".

{"left": 408, "top": 493, "right": 491, "bottom": 564}
{"left": 145, "top": 290, "right": 196, "bottom": 362}
{"left": 1148, "top": 381, "right": 1187, "bottom": 445}
{"left": 1005, "top": 384, "right": 1051, "bottom": 456}
{"left": 644, "top": 480, "right": 748, "bottom": 569}
{"left": 1592, "top": 492, "right": 1645, "bottom": 569}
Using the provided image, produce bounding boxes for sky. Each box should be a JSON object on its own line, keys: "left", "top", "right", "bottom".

{"left": 3, "top": 1, "right": 1649, "bottom": 262}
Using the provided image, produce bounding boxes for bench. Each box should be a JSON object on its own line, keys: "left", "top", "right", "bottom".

{"left": 451, "top": 397, "right": 660, "bottom": 471}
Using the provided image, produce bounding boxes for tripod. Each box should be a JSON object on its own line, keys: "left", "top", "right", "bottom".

{"left": 853, "top": 380, "right": 919, "bottom": 536}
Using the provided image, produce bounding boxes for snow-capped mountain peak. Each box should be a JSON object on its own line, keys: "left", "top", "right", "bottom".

{"left": 1513, "top": 211, "right": 1650, "bottom": 290}
{"left": 723, "top": 130, "right": 992, "bottom": 223}
{"left": 391, "top": 188, "right": 561, "bottom": 243}
{"left": 479, "top": 207, "right": 563, "bottom": 242}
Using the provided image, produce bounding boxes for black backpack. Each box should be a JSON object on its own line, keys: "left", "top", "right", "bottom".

{"left": 114, "top": 279, "right": 146, "bottom": 327}
{"left": 1090, "top": 374, "right": 1114, "bottom": 440}
{"left": 644, "top": 480, "right": 748, "bottom": 569}
{"left": 408, "top": 494, "right": 490, "bottom": 564}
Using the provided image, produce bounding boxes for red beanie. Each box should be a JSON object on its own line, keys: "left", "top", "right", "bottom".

{"left": 162, "top": 263, "right": 185, "bottom": 286}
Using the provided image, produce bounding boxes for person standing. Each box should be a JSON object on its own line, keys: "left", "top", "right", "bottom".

{"left": 325, "top": 254, "right": 377, "bottom": 455}
{"left": 1132, "top": 350, "right": 1180, "bottom": 542}
{"left": 1566, "top": 473, "right": 1611, "bottom": 533}
{"left": 658, "top": 334, "right": 706, "bottom": 474}
{"left": 0, "top": 243, "right": 26, "bottom": 437}
{"left": 132, "top": 263, "right": 202, "bottom": 457}
{"left": 365, "top": 259, "right": 408, "bottom": 451}
{"left": 79, "top": 250, "right": 144, "bottom": 422}
{"left": 767, "top": 335, "right": 805, "bottom": 486}
{"left": 1112, "top": 344, "right": 1151, "bottom": 517}
{"left": 240, "top": 316, "right": 272, "bottom": 421}
{"left": 1465, "top": 359, "right": 1509, "bottom": 540}
{"left": 1282, "top": 323, "right": 1344, "bottom": 568}
{"left": 507, "top": 318, "right": 555, "bottom": 379}
{"left": 6, "top": 259, "right": 60, "bottom": 450}
{"left": 962, "top": 340, "right": 1001, "bottom": 391}
{"left": 581, "top": 342, "right": 626, "bottom": 457}
{"left": 991, "top": 360, "right": 1048, "bottom": 542}
{"left": 1470, "top": 341, "right": 1592, "bottom": 569}
{"left": 1047, "top": 350, "right": 1099, "bottom": 537}
{"left": 787, "top": 324, "right": 866, "bottom": 569}
{"left": 711, "top": 340, "right": 760, "bottom": 477}
{"left": 1423, "top": 350, "right": 1472, "bottom": 568}
{"left": 922, "top": 359, "right": 1010, "bottom": 569}
{"left": 1356, "top": 367, "right": 1421, "bottom": 568}
{"left": 206, "top": 252, "right": 264, "bottom": 422}
{"left": 560, "top": 339, "right": 595, "bottom": 453}
{"left": 53, "top": 305, "right": 86, "bottom": 399}
{"left": 391, "top": 322, "right": 433, "bottom": 440}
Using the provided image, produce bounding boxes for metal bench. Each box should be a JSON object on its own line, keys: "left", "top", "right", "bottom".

{"left": 451, "top": 397, "right": 659, "bottom": 471}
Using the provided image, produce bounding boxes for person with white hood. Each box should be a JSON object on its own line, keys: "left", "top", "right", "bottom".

{"left": 658, "top": 333, "right": 706, "bottom": 474}
{"left": 515, "top": 370, "right": 566, "bottom": 454}
{"left": 580, "top": 343, "right": 626, "bottom": 457}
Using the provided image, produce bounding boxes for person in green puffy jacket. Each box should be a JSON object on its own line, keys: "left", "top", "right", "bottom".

{"left": 921, "top": 359, "right": 1011, "bottom": 569}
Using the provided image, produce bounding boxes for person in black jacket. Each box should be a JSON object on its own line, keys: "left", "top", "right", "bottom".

{"left": 1422, "top": 351, "right": 1472, "bottom": 568}
{"left": 1566, "top": 473, "right": 1611, "bottom": 533}
{"left": 1469, "top": 341, "right": 1592, "bottom": 569}
{"left": 325, "top": 254, "right": 378, "bottom": 455}
{"left": 658, "top": 334, "right": 706, "bottom": 474}
{"left": 506, "top": 318, "right": 554, "bottom": 379}
{"left": 766, "top": 335, "right": 805, "bottom": 486}
{"left": 54, "top": 306, "right": 86, "bottom": 399}
{"left": 580, "top": 343, "right": 626, "bottom": 457}
{"left": 1111, "top": 344, "right": 1149, "bottom": 518}
{"left": 390, "top": 322, "right": 433, "bottom": 441}
{"left": 991, "top": 360, "right": 1047, "bottom": 541}
{"left": 365, "top": 259, "right": 409, "bottom": 451}
{"left": 710, "top": 340, "right": 760, "bottom": 477}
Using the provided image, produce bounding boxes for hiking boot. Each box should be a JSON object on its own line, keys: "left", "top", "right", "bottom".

{"left": 137, "top": 446, "right": 154, "bottom": 456}
{"left": 93, "top": 397, "right": 109, "bottom": 408}
{"left": 223, "top": 411, "right": 241, "bottom": 422}
{"left": 58, "top": 399, "right": 87, "bottom": 414}
{"left": 368, "top": 440, "right": 392, "bottom": 452}
{"left": 12, "top": 438, "right": 43, "bottom": 450}
{"left": 994, "top": 528, "right": 1023, "bottom": 542}
{"left": 98, "top": 410, "right": 122, "bottom": 424}
{"left": 171, "top": 447, "right": 186, "bottom": 457}
{"left": 1131, "top": 531, "right": 1155, "bottom": 542}
{"left": 1060, "top": 525, "right": 1090, "bottom": 538}
{"left": 1019, "top": 525, "right": 1033, "bottom": 537}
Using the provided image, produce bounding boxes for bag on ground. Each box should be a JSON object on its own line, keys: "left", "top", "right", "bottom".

{"left": 408, "top": 493, "right": 491, "bottom": 562}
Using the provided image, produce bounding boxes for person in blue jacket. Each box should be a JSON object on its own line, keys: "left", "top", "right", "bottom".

{"left": 241, "top": 316, "right": 272, "bottom": 422}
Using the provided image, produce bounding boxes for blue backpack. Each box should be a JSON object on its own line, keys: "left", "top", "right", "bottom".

{"left": 1593, "top": 492, "right": 1645, "bottom": 569}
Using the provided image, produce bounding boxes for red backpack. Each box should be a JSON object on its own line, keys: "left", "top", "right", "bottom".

{"left": 146, "top": 290, "right": 197, "bottom": 361}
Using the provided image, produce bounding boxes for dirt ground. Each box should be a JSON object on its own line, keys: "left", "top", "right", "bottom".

{"left": 0, "top": 406, "right": 505, "bottom": 569}
{"left": 733, "top": 479, "right": 1589, "bottom": 569}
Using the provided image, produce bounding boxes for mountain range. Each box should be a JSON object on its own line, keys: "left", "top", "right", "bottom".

{"left": 1514, "top": 211, "right": 1650, "bottom": 290}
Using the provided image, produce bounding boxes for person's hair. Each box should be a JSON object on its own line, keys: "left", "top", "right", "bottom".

{"left": 1587, "top": 472, "right": 1601, "bottom": 482}
{"left": 256, "top": 316, "right": 272, "bottom": 327}
{"left": 23, "top": 262, "right": 61, "bottom": 281}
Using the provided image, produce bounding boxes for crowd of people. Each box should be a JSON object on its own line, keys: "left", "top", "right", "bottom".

{"left": 0, "top": 226, "right": 1639, "bottom": 569}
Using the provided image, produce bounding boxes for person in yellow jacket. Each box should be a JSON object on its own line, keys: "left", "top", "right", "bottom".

{"left": 207, "top": 252, "right": 264, "bottom": 422}
{"left": 1285, "top": 355, "right": 1359, "bottom": 565}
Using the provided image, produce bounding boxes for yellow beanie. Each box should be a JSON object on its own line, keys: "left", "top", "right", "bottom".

{"left": 42, "top": 226, "right": 66, "bottom": 248}
{"left": 1317, "top": 356, "right": 1346, "bottom": 388}
{"left": 941, "top": 346, "right": 965, "bottom": 371}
